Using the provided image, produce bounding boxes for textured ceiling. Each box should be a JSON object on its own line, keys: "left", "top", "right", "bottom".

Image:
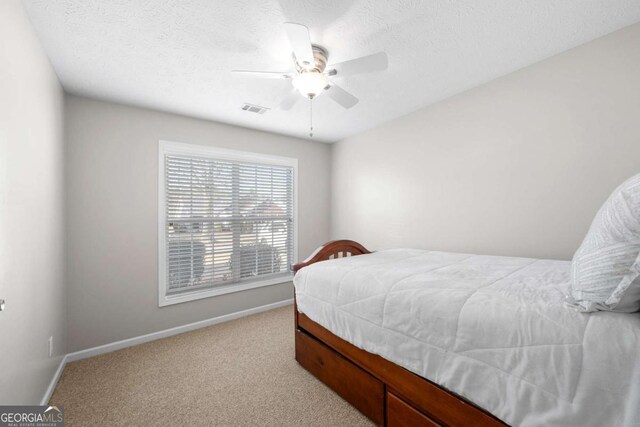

{"left": 23, "top": 0, "right": 640, "bottom": 143}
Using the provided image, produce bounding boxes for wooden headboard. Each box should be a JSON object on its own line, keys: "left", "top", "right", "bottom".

{"left": 292, "top": 240, "right": 371, "bottom": 273}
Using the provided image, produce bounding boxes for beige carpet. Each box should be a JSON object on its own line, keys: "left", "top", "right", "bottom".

{"left": 50, "top": 306, "right": 373, "bottom": 426}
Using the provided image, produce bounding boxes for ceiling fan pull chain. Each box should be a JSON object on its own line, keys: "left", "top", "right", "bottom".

{"left": 309, "top": 98, "right": 313, "bottom": 138}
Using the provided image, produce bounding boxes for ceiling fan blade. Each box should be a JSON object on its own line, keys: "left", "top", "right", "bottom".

{"left": 283, "top": 22, "right": 315, "bottom": 69}
{"left": 279, "top": 89, "right": 300, "bottom": 110}
{"left": 328, "top": 52, "right": 388, "bottom": 77}
{"left": 325, "top": 84, "right": 359, "bottom": 109}
{"left": 231, "top": 70, "right": 292, "bottom": 79}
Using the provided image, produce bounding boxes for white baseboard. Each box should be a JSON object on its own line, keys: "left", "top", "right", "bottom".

{"left": 41, "top": 354, "right": 68, "bottom": 405}
{"left": 67, "top": 298, "right": 294, "bottom": 362}
{"left": 42, "top": 298, "right": 293, "bottom": 403}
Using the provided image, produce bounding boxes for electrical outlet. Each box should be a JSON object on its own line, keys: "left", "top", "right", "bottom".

{"left": 48, "top": 336, "right": 53, "bottom": 358}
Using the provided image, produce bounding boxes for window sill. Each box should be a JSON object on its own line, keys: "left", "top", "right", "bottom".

{"left": 159, "top": 274, "right": 293, "bottom": 307}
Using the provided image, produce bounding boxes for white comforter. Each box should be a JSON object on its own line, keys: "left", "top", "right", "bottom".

{"left": 294, "top": 249, "right": 640, "bottom": 427}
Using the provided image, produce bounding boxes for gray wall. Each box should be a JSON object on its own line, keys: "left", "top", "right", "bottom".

{"left": 0, "top": 1, "right": 66, "bottom": 404}
{"left": 332, "top": 23, "right": 640, "bottom": 260}
{"left": 65, "top": 96, "right": 331, "bottom": 352}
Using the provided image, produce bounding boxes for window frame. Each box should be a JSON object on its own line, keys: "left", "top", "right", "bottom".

{"left": 158, "top": 140, "right": 298, "bottom": 307}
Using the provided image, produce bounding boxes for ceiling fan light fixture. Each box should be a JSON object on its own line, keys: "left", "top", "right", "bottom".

{"left": 292, "top": 71, "right": 328, "bottom": 99}
{"left": 232, "top": 23, "right": 387, "bottom": 111}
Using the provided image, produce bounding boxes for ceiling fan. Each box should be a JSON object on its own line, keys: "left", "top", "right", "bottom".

{"left": 232, "top": 22, "right": 388, "bottom": 111}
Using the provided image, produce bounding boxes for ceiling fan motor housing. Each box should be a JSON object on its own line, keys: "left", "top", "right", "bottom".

{"left": 296, "top": 45, "right": 329, "bottom": 73}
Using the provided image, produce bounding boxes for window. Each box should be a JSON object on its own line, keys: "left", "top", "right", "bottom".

{"left": 158, "top": 141, "right": 297, "bottom": 306}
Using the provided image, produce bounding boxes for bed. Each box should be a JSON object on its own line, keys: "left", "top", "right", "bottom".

{"left": 292, "top": 240, "right": 640, "bottom": 426}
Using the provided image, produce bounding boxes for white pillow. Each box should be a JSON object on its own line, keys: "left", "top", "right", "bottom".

{"left": 569, "top": 173, "right": 640, "bottom": 312}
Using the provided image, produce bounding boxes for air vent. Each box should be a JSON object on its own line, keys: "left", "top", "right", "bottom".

{"left": 241, "top": 103, "right": 270, "bottom": 114}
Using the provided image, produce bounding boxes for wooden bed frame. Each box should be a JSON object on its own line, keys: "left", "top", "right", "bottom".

{"left": 292, "top": 240, "right": 508, "bottom": 427}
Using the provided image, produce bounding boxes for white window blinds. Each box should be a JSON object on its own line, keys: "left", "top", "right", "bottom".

{"left": 160, "top": 145, "right": 295, "bottom": 302}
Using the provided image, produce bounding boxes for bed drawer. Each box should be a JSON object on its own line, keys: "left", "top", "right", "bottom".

{"left": 387, "top": 392, "right": 441, "bottom": 427}
{"left": 295, "top": 330, "right": 385, "bottom": 425}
